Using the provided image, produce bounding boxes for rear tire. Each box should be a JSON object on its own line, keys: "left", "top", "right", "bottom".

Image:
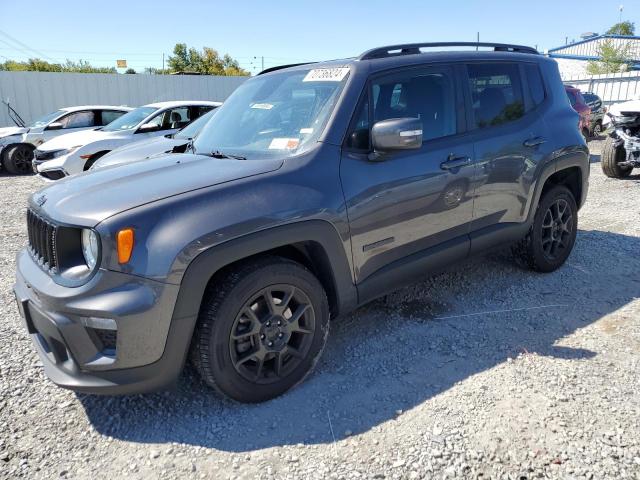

{"left": 2, "top": 144, "right": 33, "bottom": 174}
{"left": 513, "top": 185, "right": 578, "bottom": 273}
{"left": 190, "top": 256, "right": 330, "bottom": 403}
{"left": 601, "top": 136, "right": 632, "bottom": 178}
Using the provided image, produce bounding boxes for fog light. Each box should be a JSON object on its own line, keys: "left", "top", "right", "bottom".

{"left": 80, "top": 316, "right": 117, "bottom": 330}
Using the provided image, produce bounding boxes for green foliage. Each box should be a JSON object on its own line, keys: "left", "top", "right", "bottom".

{"left": 586, "top": 39, "right": 633, "bottom": 75}
{"left": 167, "top": 43, "right": 249, "bottom": 76}
{"left": 0, "top": 58, "right": 116, "bottom": 73}
{"left": 606, "top": 21, "right": 635, "bottom": 36}
{"left": 124, "top": 68, "right": 137, "bottom": 74}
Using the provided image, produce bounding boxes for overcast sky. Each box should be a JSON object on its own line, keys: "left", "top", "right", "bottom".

{"left": 1, "top": 0, "right": 638, "bottom": 74}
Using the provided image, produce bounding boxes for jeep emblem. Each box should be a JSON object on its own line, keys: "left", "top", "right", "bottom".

{"left": 35, "top": 194, "right": 47, "bottom": 207}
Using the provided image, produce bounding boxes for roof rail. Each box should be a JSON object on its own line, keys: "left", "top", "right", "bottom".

{"left": 358, "top": 42, "right": 538, "bottom": 60}
{"left": 258, "top": 62, "right": 317, "bottom": 75}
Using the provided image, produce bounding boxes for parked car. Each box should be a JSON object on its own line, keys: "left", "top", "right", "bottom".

{"left": 0, "top": 106, "right": 131, "bottom": 174}
{"left": 91, "top": 108, "right": 218, "bottom": 170}
{"left": 565, "top": 85, "right": 591, "bottom": 138}
{"left": 14, "top": 42, "right": 589, "bottom": 403}
{"left": 33, "top": 101, "right": 221, "bottom": 180}
{"left": 600, "top": 96, "right": 640, "bottom": 178}
{"left": 582, "top": 91, "right": 606, "bottom": 137}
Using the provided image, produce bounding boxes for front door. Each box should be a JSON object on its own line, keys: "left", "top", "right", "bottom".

{"left": 340, "top": 65, "right": 475, "bottom": 282}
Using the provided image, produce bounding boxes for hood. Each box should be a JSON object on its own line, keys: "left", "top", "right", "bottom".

{"left": 38, "top": 128, "right": 128, "bottom": 151}
{"left": 93, "top": 136, "right": 182, "bottom": 169}
{"left": 31, "top": 153, "right": 284, "bottom": 226}
{"left": 0, "top": 126, "right": 27, "bottom": 139}
{"left": 608, "top": 99, "right": 640, "bottom": 117}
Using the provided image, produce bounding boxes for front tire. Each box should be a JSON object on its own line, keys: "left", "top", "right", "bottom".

{"left": 190, "top": 256, "right": 330, "bottom": 403}
{"left": 2, "top": 144, "right": 34, "bottom": 174}
{"left": 513, "top": 185, "right": 578, "bottom": 273}
{"left": 601, "top": 136, "right": 632, "bottom": 179}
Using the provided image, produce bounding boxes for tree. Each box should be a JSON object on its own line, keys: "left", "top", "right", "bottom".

{"left": 586, "top": 39, "right": 633, "bottom": 74}
{"left": 167, "top": 43, "right": 249, "bottom": 76}
{"left": 125, "top": 68, "right": 137, "bottom": 74}
{"left": 0, "top": 58, "right": 116, "bottom": 73}
{"left": 606, "top": 21, "right": 635, "bottom": 36}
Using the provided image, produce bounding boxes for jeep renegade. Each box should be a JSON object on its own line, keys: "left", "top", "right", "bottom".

{"left": 14, "top": 42, "right": 589, "bottom": 403}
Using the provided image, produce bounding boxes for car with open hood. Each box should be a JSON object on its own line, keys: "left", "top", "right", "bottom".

{"left": 33, "top": 101, "right": 221, "bottom": 180}
{"left": 0, "top": 105, "right": 131, "bottom": 174}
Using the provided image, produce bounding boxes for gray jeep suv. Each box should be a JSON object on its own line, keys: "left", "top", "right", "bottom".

{"left": 14, "top": 42, "right": 589, "bottom": 403}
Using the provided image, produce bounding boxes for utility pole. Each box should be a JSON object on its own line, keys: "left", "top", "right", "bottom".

{"left": 476, "top": 32, "right": 479, "bottom": 50}
{"left": 261, "top": 56, "right": 264, "bottom": 71}
{"left": 162, "top": 53, "right": 165, "bottom": 74}
{"left": 619, "top": 4, "right": 623, "bottom": 23}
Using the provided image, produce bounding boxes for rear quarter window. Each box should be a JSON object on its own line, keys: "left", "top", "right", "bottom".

{"left": 524, "top": 64, "right": 546, "bottom": 107}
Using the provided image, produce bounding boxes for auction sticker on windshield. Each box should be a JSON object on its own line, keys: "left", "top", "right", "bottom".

{"left": 303, "top": 68, "right": 350, "bottom": 82}
{"left": 269, "top": 138, "right": 300, "bottom": 150}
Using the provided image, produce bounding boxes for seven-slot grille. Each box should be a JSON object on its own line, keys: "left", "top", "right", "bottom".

{"left": 26, "top": 209, "right": 58, "bottom": 272}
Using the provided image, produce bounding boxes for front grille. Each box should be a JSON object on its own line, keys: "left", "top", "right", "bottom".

{"left": 26, "top": 209, "right": 58, "bottom": 272}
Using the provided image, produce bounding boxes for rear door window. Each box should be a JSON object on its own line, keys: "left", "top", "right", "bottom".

{"left": 467, "top": 63, "right": 525, "bottom": 128}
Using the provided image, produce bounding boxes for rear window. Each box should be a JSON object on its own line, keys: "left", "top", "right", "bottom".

{"left": 467, "top": 63, "right": 525, "bottom": 128}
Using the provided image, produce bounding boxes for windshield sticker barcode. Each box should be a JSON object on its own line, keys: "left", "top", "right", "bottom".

{"left": 268, "top": 138, "right": 300, "bottom": 150}
{"left": 251, "top": 103, "right": 274, "bottom": 110}
{"left": 303, "top": 68, "right": 350, "bottom": 82}
{"left": 300, "top": 128, "right": 314, "bottom": 134}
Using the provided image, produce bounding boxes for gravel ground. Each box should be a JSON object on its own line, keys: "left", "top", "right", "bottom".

{"left": 1, "top": 139, "right": 639, "bottom": 480}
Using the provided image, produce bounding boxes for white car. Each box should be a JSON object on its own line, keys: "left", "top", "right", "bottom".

{"left": 34, "top": 101, "right": 221, "bottom": 180}
{"left": 0, "top": 105, "right": 131, "bottom": 174}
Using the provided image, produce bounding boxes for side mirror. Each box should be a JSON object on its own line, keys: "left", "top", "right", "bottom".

{"left": 137, "top": 122, "right": 160, "bottom": 133}
{"left": 370, "top": 117, "right": 422, "bottom": 160}
{"left": 46, "top": 122, "right": 63, "bottom": 131}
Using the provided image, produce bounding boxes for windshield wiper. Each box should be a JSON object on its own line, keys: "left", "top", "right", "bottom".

{"left": 208, "top": 150, "right": 247, "bottom": 160}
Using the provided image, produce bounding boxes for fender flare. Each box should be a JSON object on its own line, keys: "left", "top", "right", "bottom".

{"left": 171, "top": 219, "right": 357, "bottom": 323}
{"left": 526, "top": 148, "right": 589, "bottom": 225}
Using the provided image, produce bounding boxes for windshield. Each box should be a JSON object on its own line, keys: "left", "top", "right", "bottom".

{"left": 193, "top": 67, "right": 349, "bottom": 159}
{"left": 175, "top": 108, "right": 217, "bottom": 140}
{"left": 30, "top": 110, "right": 64, "bottom": 128}
{"left": 102, "top": 106, "right": 158, "bottom": 132}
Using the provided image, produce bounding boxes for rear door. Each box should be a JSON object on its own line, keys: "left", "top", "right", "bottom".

{"left": 340, "top": 64, "right": 475, "bottom": 282}
{"left": 463, "top": 61, "right": 551, "bottom": 239}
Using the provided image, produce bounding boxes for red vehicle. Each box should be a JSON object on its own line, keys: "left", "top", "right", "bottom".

{"left": 565, "top": 85, "right": 591, "bottom": 138}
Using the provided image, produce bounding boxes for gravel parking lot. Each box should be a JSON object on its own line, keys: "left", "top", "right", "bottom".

{"left": 0, "top": 139, "right": 639, "bottom": 480}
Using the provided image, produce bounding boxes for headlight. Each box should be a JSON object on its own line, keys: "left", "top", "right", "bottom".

{"left": 81, "top": 229, "right": 99, "bottom": 270}
{"left": 53, "top": 146, "right": 81, "bottom": 158}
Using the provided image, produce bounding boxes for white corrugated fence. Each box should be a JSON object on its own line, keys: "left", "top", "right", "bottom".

{"left": 562, "top": 70, "right": 640, "bottom": 105}
{"left": 0, "top": 71, "right": 248, "bottom": 127}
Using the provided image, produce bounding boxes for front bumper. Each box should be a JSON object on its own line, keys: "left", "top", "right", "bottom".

{"left": 13, "top": 248, "right": 187, "bottom": 394}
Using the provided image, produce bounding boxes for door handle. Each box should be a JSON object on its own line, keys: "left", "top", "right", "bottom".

{"left": 523, "top": 136, "right": 546, "bottom": 148}
{"left": 440, "top": 155, "right": 471, "bottom": 170}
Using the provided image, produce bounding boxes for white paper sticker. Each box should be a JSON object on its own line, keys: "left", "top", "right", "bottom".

{"left": 303, "top": 67, "right": 350, "bottom": 82}
{"left": 251, "top": 103, "right": 274, "bottom": 110}
{"left": 300, "top": 128, "right": 314, "bottom": 134}
{"left": 268, "top": 138, "right": 300, "bottom": 150}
